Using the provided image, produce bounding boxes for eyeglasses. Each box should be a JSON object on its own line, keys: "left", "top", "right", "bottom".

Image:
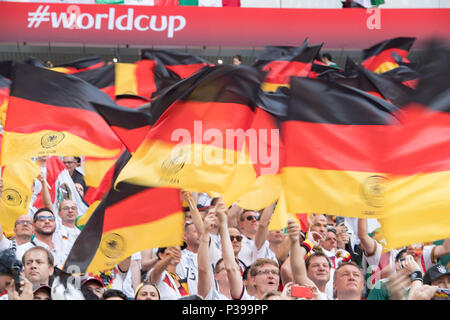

{"left": 256, "top": 269, "right": 279, "bottom": 276}
{"left": 35, "top": 215, "right": 55, "bottom": 222}
{"left": 230, "top": 235, "right": 243, "bottom": 242}
{"left": 63, "top": 161, "right": 76, "bottom": 165}
{"left": 245, "top": 215, "right": 260, "bottom": 222}
{"left": 62, "top": 206, "right": 77, "bottom": 211}
{"left": 16, "top": 220, "right": 33, "bottom": 226}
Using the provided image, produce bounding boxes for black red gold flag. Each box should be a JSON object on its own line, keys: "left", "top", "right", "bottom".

{"left": 63, "top": 151, "right": 184, "bottom": 273}
{"left": 361, "top": 37, "right": 415, "bottom": 74}
{"left": 0, "top": 63, "right": 123, "bottom": 166}
{"left": 115, "top": 65, "right": 265, "bottom": 205}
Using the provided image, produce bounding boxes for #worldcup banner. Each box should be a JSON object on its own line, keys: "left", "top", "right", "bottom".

{"left": 0, "top": 3, "right": 448, "bottom": 47}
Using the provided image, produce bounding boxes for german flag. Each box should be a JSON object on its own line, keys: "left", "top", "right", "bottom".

{"left": 380, "top": 42, "right": 450, "bottom": 248}
{"left": 114, "top": 94, "right": 151, "bottom": 109}
{"left": 51, "top": 56, "right": 105, "bottom": 74}
{"left": 116, "top": 65, "right": 265, "bottom": 205}
{"left": 282, "top": 76, "right": 397, "bottom": 218}
{"left": 143, "top": 49, "right": 212, "bottom": 80}
{"left": 308, "top": 59, "right": 341, "bottom": 79}
{"left": 233, "top": 107, "right": 284, "bottom": 210}
{"left": 233, "top": 88, "right": 288, "bottom": 211}
{"left": 0, "top": 159, "right": 41, "bottom": 235}
{"left": 361, "top": 37, "right": 415, "bottom": 74}
{"left": 78, "top": 151, "right": 129, "bottom": 229}
{"left": 255, "top": 43, "right": 322, "bottom": 92}
{"left": 381, "top": 65, "right": 419, "bottom": 89}
{"left": 0, "top": 75, "right": 10, "bottom": 124}
{"left": 83, "top": 155, "right": 119, "bottom": 190}
{"left": 114, "top": 58, "right": 177, "bottom": 101}
{"left": 0, "top": 63, "right": 123, "bottom": 166}
{"left": 63, "top": 151, "right": 184, "bottom": 273}
{"left": 321, "top": 57, "right": 412, "bottom": 107}
{"left": 91, "top": 102, "right": 152, "bottom": 153}
{"left": 72, "top": 63, "right": 116, "bottom": 100}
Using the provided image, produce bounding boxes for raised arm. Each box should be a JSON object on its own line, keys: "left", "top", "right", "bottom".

{"left": 183, "top": 190, "right": 205, "bottom": 236}
{"left": 287, "top": 218, "right": 320, "bottom": 288}
{"left": 432, "top": 238, "right": 450, "bottom": 263}
{"left": 216, "top": 198, "right": 243, "bottom": 299}
{"left": 357, "top": 218, "right": 378, "bottom": 257}
{"left": 37, "top": 172, "right": 52, "bottom": 210}
{"left": 226, "top": 203, "right": 242, "bottom": 229}
{"left": 149, "top": 248, "right": 177, "bottom": 284}
{"left": 254, "top": 202, "right": 276, "bottom": 250}
{"left": 197, "top": 213, "right": 216, "bottom": 299}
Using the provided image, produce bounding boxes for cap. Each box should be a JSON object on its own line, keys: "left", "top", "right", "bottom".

{"left": 423, "top": 264, "right": 450, "bottom": 285}
{"left": 82, "top": 275, "right": 105, "bottom": 288}
{"left": 33, "top": 284, "right": 52, "bottom": 294}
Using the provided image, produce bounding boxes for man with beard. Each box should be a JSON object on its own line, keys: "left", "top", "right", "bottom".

{"left": 20, "top": 208, "right": 67, "bottom": 268}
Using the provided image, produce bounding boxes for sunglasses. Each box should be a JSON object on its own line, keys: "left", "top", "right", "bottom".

{"left": 245, "top": 215, "right": 260, "bottom": 222}
{"left": 35, "top": 215, "right": 55, "bottom": 222}
{"left": 230, "top": 235, "right": 243, "bottom": 242}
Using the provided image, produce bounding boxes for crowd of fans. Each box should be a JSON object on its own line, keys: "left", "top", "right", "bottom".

{"left": 0, "top": 152, "right": 449, "bottom": 301}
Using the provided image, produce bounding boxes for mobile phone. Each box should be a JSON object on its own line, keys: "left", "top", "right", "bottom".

{"left": 433, "top": 288, "right": 450, "bottom": 300}
{"left": 11, "top": 266, "right": 22, "bottom": 294}
{"left": 291, "top": 285, "right": 313, "bottom": 299}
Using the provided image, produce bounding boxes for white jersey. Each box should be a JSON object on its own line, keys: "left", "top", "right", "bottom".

{"left": 156, "top": 270, "right": 189, "bottom": 300}
{"left": 205, "top": 283, "right": 230, "bottom": 300}
{"left": 253, "top": 240, "right": 278, "bottom": 265}
{"left": 238, "top": 236, "right": 278, "bottom": 268}
{"left": 177, "top": 249, "right": 198, "bottom": 296}
{"left": 0, "top": 237, "right": 32, "bottom": 262}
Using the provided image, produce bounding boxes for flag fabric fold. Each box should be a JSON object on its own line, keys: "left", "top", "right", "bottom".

{"left": 361, "top": 37, "right": 415, "bottom": 74}
{"left": 0, "top": 159, "right": 41, "bottom": 235}
{"left": 282, "top": 77, "right": 397, "bottom": 218}
{"left": 63, "top": 151, "right": 184, "bottom": 274}
{"left": 0, "top": 63, "right": 123, "bottom": 166}
{"left": 380, "top": 42, "right": 450, "bottom": 249}
{"left": 115, "top": 65, "right": 265, "bottom": 205}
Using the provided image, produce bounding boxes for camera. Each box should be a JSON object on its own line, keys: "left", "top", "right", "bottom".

{"left": 0, "top": 249, "right": 23, "bottom": 292}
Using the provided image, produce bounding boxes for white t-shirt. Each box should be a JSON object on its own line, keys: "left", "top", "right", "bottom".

{"left": 0, "top": 237, "right": 32, "bottom": 262}
{"left": 177, "top": 249, "right": 198, "bottom": 296}
{"left": 156, "top": 270, "right": 189, "bottom": 300}
{"left": 205, "top": 283, "right": 230, "bottom": 300}
{"left": 238, "top": 236, "right": 278, "bottom": 268}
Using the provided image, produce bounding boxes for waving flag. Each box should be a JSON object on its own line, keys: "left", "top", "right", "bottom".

{"left": 51, "top": 56, "right": 106, "bottom": 74}
{"left": 0, "top": 63, "right": 123, "bottom": 166}
{"left": 282, "top": 77, "right": 397, "bottom": 218}
{"left": 143, "top": 49, "right": 212, "bottom": 80}
{"left": 361, "top": 37, "right": 415, "bottom": 74}
{"left": 63, "top": 151, "right": 184, "bottom": 273}
{"left": 255, "top": 42, "right": 322, "bottom": 92}
{"left": 72, "top": 63, "right": 116, "bottom": 100}
{"left": 116, "top": 65, "right": 265, "bottom": 204}
{"left": 0, "top": 159, "right": 41, "bottom": 235}
{"left": 381, "top": 42, "right": 450, "bottom": 248}
{"left": 233, "top": 89, "right": 289, "bottom": 211}
{"left": 321, "top": 57, "right": 413, "bottom": 107}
